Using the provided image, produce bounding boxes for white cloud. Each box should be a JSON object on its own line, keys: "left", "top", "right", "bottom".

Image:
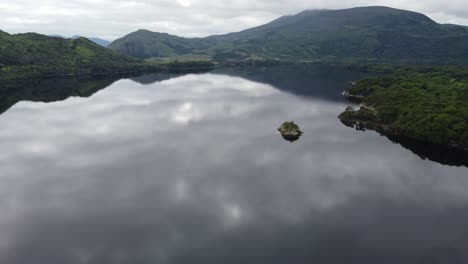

{"left": 0, "top": 0, "right": 467, "bottom": 40}
{"left": 177, "top": 0, "right": 191, "bottom": 7}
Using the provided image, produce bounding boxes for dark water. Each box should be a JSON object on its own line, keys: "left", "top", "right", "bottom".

{"left": 0, "top": 64, "right": 467, "bottom": 264}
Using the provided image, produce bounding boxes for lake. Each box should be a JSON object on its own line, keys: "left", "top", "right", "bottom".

{"left": 0, "top": 64, "right": 467, "bottom": 264}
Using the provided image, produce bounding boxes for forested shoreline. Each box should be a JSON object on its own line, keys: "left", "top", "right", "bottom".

{"left": 339, "top": 67, "right": 468, "bottom": 151}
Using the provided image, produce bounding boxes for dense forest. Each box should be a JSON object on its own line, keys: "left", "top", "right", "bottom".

{"left": 0, "top": 31, "right": 214, "bottom": 80}
{"left": 0, "top": 31, "right": 145, "bottom": 79}
{"left": 339, "top": 67, "right": 468, "bottom": 150}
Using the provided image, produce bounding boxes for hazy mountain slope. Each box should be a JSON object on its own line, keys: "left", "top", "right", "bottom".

{"left": 49, "top": 35, "right": 112, "bottom": 47}
{"left": 109, "top": 6, "right": 468, "bottom": 63}
{"left": 71, "top": 35, "right": 111, "bottom": 47}
{"left": 88, "top": 37, "right": 111, "bottom": 47}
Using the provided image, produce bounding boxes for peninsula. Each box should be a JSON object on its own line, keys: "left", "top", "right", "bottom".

{"left": 339, "top": 67, "right": 468, "bottom": 151}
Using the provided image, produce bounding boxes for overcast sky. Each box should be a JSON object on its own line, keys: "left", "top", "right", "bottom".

{"left": 1, "top": 0, "right": 468, "bottom": 40}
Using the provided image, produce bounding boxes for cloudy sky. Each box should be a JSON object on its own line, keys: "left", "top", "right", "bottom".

{"left": 1, "top": 0, "right": 468, "bottom": 40}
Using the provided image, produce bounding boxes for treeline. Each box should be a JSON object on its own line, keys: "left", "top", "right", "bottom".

{"left": 164, "top": 60, "right": 216, "bottom": 69}
{"left": 0, "top": 61, "right": 216, "bottom": 80}
{"left": 339, "top": 67, "right": 468, "bottom": 150}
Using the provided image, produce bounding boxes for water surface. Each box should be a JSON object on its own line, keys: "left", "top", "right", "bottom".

{"left": 0, "top": 65, "right": 467, "bottom": 264}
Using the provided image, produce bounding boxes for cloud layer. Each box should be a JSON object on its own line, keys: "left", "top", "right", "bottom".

{"left": 1, "top": 0, "right": 468, "bottom": 40}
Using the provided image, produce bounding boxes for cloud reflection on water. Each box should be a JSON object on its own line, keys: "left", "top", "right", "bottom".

{"left": 0, "top": 72, "right": 466, "bottom": 263}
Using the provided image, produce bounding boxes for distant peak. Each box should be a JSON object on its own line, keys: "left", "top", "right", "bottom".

{"left": 136, "top": 29, "right": 155, "bottom": 34}
{"left": 299, "top": 6, "right": 426, "bottom": 15}
{"left": 129, "top": 29, "right": 173, "bottom": 37}
{"left": 349, "top": 6, "right": 398, "bottom": 10}
{"left": 288, "top": 6, "right": 436, "bottom": 25}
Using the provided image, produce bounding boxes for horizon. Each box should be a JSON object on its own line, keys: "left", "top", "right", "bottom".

{"left": 1, "top": 2, "right": 468, "bottom": 41}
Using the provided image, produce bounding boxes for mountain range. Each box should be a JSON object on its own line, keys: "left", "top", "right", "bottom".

{"left": 108, "top": 6, "right": 468, "bottom": 63}
{"left": 2, "top": 6, "right": 468, "bottom": 80}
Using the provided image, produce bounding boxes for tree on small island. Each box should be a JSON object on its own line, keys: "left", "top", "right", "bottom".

{"left": 278, "top": 121, "right": 303, "bottom": 143}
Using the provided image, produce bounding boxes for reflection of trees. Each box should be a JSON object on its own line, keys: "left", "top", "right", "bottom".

{"left": 385, "top": 134, "right": 468, "bottom": 168}
{"left": 0, "top": 77, "right": 119, "bottom": 116}
{"left": 0, "top": 64, "right": 366, "bottom": 118}
{"left": 0, "top": 68, "right": 215, "bottom": 117}
{"left": 341, "top": 120, "right": 468, "bottom": 167}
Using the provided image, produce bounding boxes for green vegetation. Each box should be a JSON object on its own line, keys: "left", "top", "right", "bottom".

{"left": 278, "top": 121, "right": 303, "bottom": 143}
{"left": 109, "top": 7, "right": 468, "bottom": 64}
{"left": 339, "top": 67, "right": 468, "bottom": 150}
{"left": 154, "top": 60, "right": 215, "bottom": 70}
{"left": 0, "top": 32, "right": 146, "bottom": 80}
{"left": 279, "top": 121, "right": 301, "bottom": 132}
{"left": 0, "top": 31, "right": 215, "bottom": 80}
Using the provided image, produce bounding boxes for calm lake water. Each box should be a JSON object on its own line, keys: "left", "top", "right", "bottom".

{"left": 0, "top": 64, "right": 467, "bottom": 264}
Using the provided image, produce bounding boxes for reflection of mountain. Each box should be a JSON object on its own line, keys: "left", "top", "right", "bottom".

{"left": 0, "top": 77, "right": 118, "bottom": 116}
{"left": 0, "top": 69, "right": 215, "bottom": 117}
{"left": 129, "top": 73, "right": 184, "bottom": 85}
{"left": 213, "top": 64, "right": 374, "bottom": 101}
{"left": 128, "top": 68, "right": 214, "bottom": 85}
{"left": 128, "top": 64, "right": 374, "bottom": 101}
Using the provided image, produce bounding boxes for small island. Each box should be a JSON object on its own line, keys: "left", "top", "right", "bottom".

{"left": 339, "top": 67, "right": 468, "bottom": 152}
{"left": 278, "top": 121, "right": 303, "bottom": 143}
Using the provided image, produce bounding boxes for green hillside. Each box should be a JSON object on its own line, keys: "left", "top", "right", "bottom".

{"left": 0, "top": 31, "right": 215, "bottom": 80}
{"left": 108, "top": 29, "right": 215, "bottom": 59}
{"left": 109, "top": 6, "right": 468, "bottom": 63}
{"left": 0, "top": 31, "right": 145, "bottom": 80}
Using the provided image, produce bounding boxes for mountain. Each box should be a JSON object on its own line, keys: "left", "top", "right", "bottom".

{"left": 108, "top": 29, "right": 214, "bottom": 58}
{"left": 71, "top": 35, "right": 111, "bottom": 47}
{"left": 0, "top": 31, "right": 143, "bottom": 80}
{"left": 109, "top": 6, "right": 468, "bottom": 63}
{"left": 88, "top": 38, "right": 111, "bottom": 47}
